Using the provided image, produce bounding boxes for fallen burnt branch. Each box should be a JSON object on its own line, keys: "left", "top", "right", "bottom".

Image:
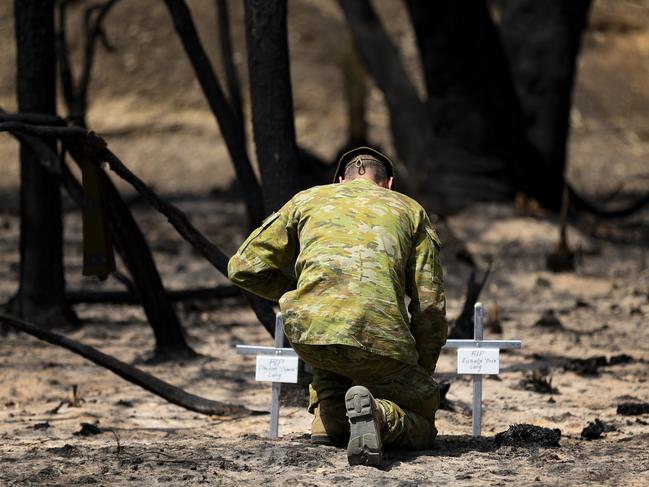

{"left": 0, "top": 115, "right": 197, "bottom": 359}
{"left": 67, "top": 285, "right": 241, "bottom": 304}
{"left": 0, "top": 312, "right": 254, "bottom": 417}
{"left": 0, "top": 121, "right": 276, "bottom": 337}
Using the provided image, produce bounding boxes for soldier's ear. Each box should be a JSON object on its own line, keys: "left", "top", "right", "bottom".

{"left": 338, "top": 176, "right": 345, "bottom": 184}
{"left": 387, "top": 177, "right": 394, "bottom": 190}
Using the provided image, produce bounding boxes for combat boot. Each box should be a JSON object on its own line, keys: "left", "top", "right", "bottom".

{"left": 344, "top": 385, "right": 385, "bottom": 467}
{"left": 311, "top": 397, "right": 350, "bottom": 446}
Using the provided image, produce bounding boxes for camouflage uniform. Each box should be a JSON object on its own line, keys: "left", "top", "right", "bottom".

{"left": 228, "top": 178, "right": 447, "bottom": 450}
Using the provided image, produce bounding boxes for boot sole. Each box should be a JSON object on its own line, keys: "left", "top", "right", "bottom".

{"left": 345, "top": 386, "right": 382, "bottom": 467}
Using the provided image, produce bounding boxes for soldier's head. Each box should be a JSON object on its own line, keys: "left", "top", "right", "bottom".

{"left": 333, "top": 147, "right": 394, "bottom": 190}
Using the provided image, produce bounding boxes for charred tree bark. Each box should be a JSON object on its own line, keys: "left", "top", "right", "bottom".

{"left": 498, "top": 0, "right": 593, "bottom": 210}
{"left": 244, "top": 0, "right": 300, "bottom": 211}
{"left": 163, "top": 0, "right": 264, "bottom": 228}
{"left": 216, "top": 0, "right": 244, "bottom": 135}
{"left": 9, "top": 0, "right": 74, "bottom": 328}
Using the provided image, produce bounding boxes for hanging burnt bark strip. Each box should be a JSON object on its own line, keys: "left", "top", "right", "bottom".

{"left": 9, "top": 0, "right": 75, "bottom": 329}
{"left": 0, "top": 313, "right": 255, "bottom": 417}
{"left": 244, "top": 0, "right": 301, "bottom": 211}
{"left": 498, "top": 0, "right": 593, "bottom": 210}
{"left": 216, "top": 0, "right": 244, "bottom": 134}
{"left": 163, "top": 0, "right": 264, "bottom": 228}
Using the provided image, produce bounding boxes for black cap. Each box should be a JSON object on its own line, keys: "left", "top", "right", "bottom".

{"left": 333, "top": 146, "right": 395, "bottom": 183}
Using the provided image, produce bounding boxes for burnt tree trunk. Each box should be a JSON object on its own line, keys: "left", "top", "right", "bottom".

{"left": 244, "top": 0, "right": 301, "bottom": 212}
{"left": 338, "top": 0, "right": 513, "bottom": 213}
{"left": 9, "top": 0, "right": 74, "bottom": 328}
{"left": 498, "top": 0, "right": 593, "bottom": 210}
{"left": 405, "top": 0, "right": 528, "bottom": 197}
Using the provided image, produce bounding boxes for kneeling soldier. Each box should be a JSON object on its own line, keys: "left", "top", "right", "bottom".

{"left": 228, "top": 147, "right": 447, "bottom": 467}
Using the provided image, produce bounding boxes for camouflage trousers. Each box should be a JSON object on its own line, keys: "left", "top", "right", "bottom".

{"left": 291, "top": 343, "right": 440, "bottom": 450}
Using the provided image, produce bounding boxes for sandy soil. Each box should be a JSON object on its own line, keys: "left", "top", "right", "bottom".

{"left": 1, "top": 198, "right": 649, "bottom": 486}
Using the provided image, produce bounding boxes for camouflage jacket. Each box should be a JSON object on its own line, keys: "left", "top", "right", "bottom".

{"left": 228, "top": 178, "right": 447, "bottom": 373}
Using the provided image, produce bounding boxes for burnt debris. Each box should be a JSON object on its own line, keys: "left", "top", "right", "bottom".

{"left": 581, "top": 419, "right": 616, "bottom": 440}
{"left": 519, "top": 369, "right": 560, "bottom": 395}
{"left": 617, "top": 403, "right": 649, "bottom": 416}
{"left": 495, "top": 424, "right": 561, "bottom": 448}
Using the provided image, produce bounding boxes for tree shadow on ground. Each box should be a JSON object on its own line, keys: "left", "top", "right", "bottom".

{"left": 382, "top": 435, "right": 497, "bottom": 470}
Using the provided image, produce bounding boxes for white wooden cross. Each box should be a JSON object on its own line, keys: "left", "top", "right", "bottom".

{"left": 236, "top": 313, "right": 298, "bottom": 439}
{"left": 445, "top": 302, "right": 522, "bottom": 436}
{"left": 237, "top": 303, "right": 521, "bottom": 438}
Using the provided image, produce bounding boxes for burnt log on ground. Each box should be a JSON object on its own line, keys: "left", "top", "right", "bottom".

{"left": 0, "top": 313, "right": 256, "bottom": 417}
